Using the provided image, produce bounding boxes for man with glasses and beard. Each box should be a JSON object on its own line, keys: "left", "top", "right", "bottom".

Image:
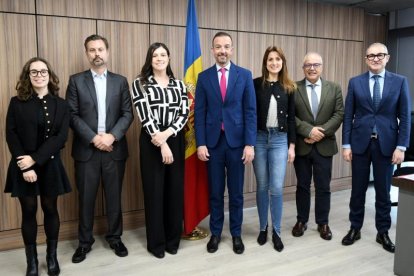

{"left": 66, "top": 34, "right": 133, "bottom": 262}
{"left": 342, "top": 43, "right": 411, "bottom": 253}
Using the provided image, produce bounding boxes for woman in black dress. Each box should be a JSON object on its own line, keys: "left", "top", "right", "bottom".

{"left": 5, "top": 57, "right": 71, "bottom": 276}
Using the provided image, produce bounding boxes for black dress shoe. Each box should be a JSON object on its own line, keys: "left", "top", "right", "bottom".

{"left": 272, "top": 230, "right": 284, "bottom": 252}
{"left": 232, "top": 236, "right": 245, "bottom": 254}
{"left": 376, "top": 233, "right": 395, "bottom": 253}
{"left": 342, "top": 228, "right": 361, "bottom": 245}
{"left": 150, "top": 251, "right": 165, "bottom": 259}
{"left": 72, "top": 247, "right": 91, "bottom": 263}
{"left": 207, "top": 235, "right": 220, "bottom": 253}
{"left": 317, "top": 224, "right": 333, "bottom": 240}
{"left": 110, "top": 241, "right": 128, "bottom": 257}
{"left": 257, "top": 225, "right": 268, "bottom": 245}
{"left": 292, "top": 221, "right": 307, "bottom": 237}
{"left": 166, "top": 248, "right": 178, "bottom": 255}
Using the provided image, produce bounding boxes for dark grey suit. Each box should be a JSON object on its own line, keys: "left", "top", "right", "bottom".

{"left": 66, "top": 70, "right": 133, "bottom": 247}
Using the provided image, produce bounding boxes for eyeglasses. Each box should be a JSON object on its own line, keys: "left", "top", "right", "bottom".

{"left": 365, "top": 53, "right": 388, "bottom": 61}
{"left": 29, "top": 70, "right": 49, "bottom": 77}
{"left": 303, "top": 63, "right": 322, "bottom": 69}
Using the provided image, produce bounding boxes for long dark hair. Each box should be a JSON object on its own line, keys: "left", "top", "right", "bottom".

{"left": 16, "top": 57, "right": 60, "bottom": 101}
{"left": 261, "top": 46, "right": 295, "bottom": 94}
{"left": 138, "top": 42, "right": 175, "bottom": 84}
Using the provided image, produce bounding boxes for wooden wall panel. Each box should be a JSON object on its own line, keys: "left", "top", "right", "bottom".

{"left": 307, "top": 2, "right": 364, "bottom": 41}
{"left": 37, "top": 16, "right": 97, "bottom": 222}
{"left": 36, "top": 0, "right": 149, "bottom": 22}
{"left": 237, "top": 32, "right": 273, "bottom": 78}
{"left": 196, "top": 0, "right": 238, "bottom": 30}
{"left": 0, "top": 13, "right": 37, "bottom": 231}
{"left": 98, "top": 21, "right": 149, "bottom": 211}
{"left": 0, "top": 0, "right": 34, "bottom": 13}
{"left": 273, "top": 35, "right": 307, "bottom": 82}
{"left": 335, "top": 40, "right": 364, "bottom": 178}
{"left": 238, "top": 0, "right": 307, "bottom": 36}
{"left": 149, "top": 0, "right": 187, "bottom": 26}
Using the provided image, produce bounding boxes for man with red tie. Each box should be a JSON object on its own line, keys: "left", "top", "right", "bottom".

{"left": 194, "top": 31, "right": 256, "bottom": 254}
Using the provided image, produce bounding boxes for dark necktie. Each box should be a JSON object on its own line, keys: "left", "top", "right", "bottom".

{"left": 309, "top": 84, "right": 318, "bottom": 119}
{"left": 372, "top": 75, "right": 381, "bottom": 111}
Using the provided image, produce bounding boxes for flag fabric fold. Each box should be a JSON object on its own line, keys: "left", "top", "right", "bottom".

{"left": 183, "top": 0, "right": 209, "bottom": 234}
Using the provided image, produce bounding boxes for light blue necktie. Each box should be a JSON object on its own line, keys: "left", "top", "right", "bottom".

{"left": 309, "top": 84, "right": 318, "bottom": 119}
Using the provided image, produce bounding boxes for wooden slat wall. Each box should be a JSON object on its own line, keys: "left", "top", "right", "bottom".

{"left": 0, "top": 0, "right": 34, "bottom": 13}
{"left": 0, "top": 0, "right": 387, "bottom": 250}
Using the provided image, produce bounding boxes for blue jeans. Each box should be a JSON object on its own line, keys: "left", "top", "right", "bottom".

{"left": 253, "top": 129, "right": 288, "bottom": 234}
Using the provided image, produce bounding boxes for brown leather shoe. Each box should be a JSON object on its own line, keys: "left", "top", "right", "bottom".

{"left": 317, "top": 224, "right": 332, "bottom": 240}
{"left": 292, "top": 221, "right": 307, "bottom": 237}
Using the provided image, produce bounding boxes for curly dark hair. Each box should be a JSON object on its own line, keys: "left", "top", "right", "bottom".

{"left": 138, "top": 42, "right": 175, "bottom": 84}
{"left": 16, "top": 57, "right": 60, "bottom": 101}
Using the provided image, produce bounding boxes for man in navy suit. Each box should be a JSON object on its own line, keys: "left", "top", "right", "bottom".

{"left": 194, "top": 31, "right": 256, "bottom": 254}
{"left": 342, "top": 43, "right": 411, "bottom": 253}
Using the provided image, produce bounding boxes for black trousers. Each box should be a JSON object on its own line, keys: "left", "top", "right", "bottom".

{"left": 140, "top": 130, "right": 184, "bottom": 255}
{"left": 75, "top": 150, "right": 126, "bottom": 247}
{"left": 294, "top": 146, "right": 332, "bottom": 225}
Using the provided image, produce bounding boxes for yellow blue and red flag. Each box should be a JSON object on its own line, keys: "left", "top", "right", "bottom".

{"left": 183, "top": 0, "right": 209, "bottom": 234}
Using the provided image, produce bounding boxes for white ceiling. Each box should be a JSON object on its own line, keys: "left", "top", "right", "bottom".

{"left": 310, "top": 0, "right": 414, "bottom": 14}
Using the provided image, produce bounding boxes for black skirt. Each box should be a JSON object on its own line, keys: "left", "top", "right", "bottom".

{"left": 4, "top": 152, "right": 72, "bottom": 197}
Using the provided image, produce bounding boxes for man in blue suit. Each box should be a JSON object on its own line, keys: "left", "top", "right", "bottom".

{"left": 194, "top": 31, "right": 256, "bottom": 254}
{"left": 342, "top": 43, "right": 411, "bottom": 253}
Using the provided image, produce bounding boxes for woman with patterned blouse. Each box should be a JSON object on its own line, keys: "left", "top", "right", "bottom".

{"left": 131, "top": 42, "right": 189, "bottom": 259}
{"left": 5, "top": 57, "right": 71, "bottom": 276}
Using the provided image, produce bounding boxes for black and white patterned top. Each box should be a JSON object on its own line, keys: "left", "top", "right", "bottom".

{"left": 132, "top": 75, "right": 189, "bottom": 135}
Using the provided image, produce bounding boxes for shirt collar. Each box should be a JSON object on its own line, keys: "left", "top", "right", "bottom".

{"left": 91, "top": 69, "right": 107, "bottom": 78}
{"left": 369, "top": 70, "right": 385, "bottom": 79}
{"left": 305, "top": 78, "right": 322, "bottom": 87}
{"left": 216, "top": 62, "right": 231, "bottom": 72}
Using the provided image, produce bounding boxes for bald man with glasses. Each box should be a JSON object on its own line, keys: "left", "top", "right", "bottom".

{"left": 342, "top": 43, "right": 411, "bottom": 253}
{"left": 293, "top": 52, "right": 344, "bottom": 241}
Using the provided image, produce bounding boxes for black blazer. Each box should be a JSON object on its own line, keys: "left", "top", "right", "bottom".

{"left": 6, "top": 95, "right": 69, "bottom": 166}
{"left": 254, "top": 77, "right": 296, "bottom": 144}
{"left": 66, "top": 70, "right": 134, "bottom": 161}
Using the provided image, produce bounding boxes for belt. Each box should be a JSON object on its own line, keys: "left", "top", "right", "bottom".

{"left": 371, "top": 133, "right": 378, "bottom": 139}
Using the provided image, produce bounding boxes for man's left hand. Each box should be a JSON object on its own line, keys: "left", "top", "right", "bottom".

{"left": 242, "top": 145, "right": 255, "bottom": 164}
{"left": 392, "top": 148, "right": 405, "bottom": 165}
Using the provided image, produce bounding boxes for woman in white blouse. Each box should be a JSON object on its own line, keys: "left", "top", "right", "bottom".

{"left": 131, "top": 42, "right": 189, "bottom": 259}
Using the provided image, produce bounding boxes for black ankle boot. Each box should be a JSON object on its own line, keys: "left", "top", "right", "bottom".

{"left": 257, "top": 225, "right": 268, "bottom": 245}
{"left": 46, "top": 240, "right": 60, "bottom": 276}
{"left": 25, "top": 244, "right": 38, "bottom": 276}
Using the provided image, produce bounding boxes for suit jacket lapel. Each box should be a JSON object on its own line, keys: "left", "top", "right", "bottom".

{"left": 297, "top": 79, "right": 313, "bottom": 116}
{"left": 225, "top": 62, "right": 238, "bottom": 103}
{"left": 380, "top": 71, "right": 393, "bottom": 110}
{"left": 207, "top": 65, "right": 222, "bottom": 102}
{"left": 360, "top": 72, "right": 374, "bottom": 110}
{"left": 106, "top": 71, "right": 113, "bottom": 112}
{"left": 84, "top": 71, "right": 98, "bottom": 110}
{"left": 317, "top": 79, "right": 329, "bottom": 116}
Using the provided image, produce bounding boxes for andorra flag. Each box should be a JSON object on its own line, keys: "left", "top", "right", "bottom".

{"left": 183, "top": 0, "right": 209, "bottom": 234}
